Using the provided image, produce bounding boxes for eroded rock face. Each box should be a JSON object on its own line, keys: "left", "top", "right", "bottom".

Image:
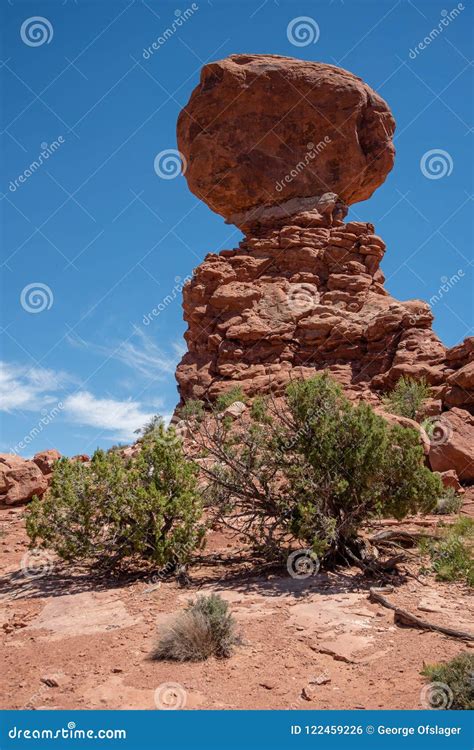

{"left": 176, "top": 215, "right": 449, "bottom": 405}
{"left": 178, "top": 54, "right": 395, "bottom": 228}
{"left": 0, "top": 454, "right": 48, "bottom": 506}
{"left": 174, "top": 55, "right": 473, "bottom": 482}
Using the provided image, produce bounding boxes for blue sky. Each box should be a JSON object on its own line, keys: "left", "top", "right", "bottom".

{"left": 1, "top": 0, "right": 472, "bottom": 457}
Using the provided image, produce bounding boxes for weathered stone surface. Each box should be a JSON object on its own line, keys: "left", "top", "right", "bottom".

{"left": 0, "top": 454, "right": 48, "bottom": 506}
{"left": 428, "top": 408, "right": 474, "bottom": 481}
{"left": 436, "top": 469, "right": 464, "bottom": 493}
{"left": 33, "top": 449, "right": 61, "bottom": 476}
{"left": 178, "top": 54, "right": 395, "bottom": 228}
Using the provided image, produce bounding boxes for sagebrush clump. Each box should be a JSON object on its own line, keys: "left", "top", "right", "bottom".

{"left": 182, "top": 373, "right": 444, "bottom": 565}
{"left": 419, "top": 517, "right": 474, "bottom": 586}
{"left": 383, "top": 376, "right": 430, "bottom": 420}
{"left": 26, "top": 423, "right": 204, "bottom": 572}
{"left": 422, "top": 653, "right": 474, "bottom": 710}
{"left": 152, "top": 594, "right": 240, "bottom": 661}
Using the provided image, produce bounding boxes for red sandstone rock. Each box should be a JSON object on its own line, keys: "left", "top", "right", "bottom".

{"left": 0, "top": 454, "right": 48, "bottom": 506}
{"left": 436, "top": 469, "right": 464, "bottom": 493}
{"left": 428, "top": 408, "right": 474, "bottom": 482}
{"left": 178, "top": 54, "right": 395, "bottom": 228}
{"left": 33, "top": 449, "right": 61, "bottom": 476}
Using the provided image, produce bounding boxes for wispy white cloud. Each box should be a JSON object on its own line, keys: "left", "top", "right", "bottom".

{"left": 67, "top": 328, "right": 180, "bottom": 379}
{"left": 63, "top": 391, "right": 156, "bottom": 440}
{"left": 0, "top": 361, "right": 71, "bottom": 412}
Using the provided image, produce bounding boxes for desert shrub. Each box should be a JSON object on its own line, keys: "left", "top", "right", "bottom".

{"left": 383, "top": 376, "right": 430, "bottom": 420}
{"left": 215, "top": 387, "right": 246, "bottom": 412}
{"left": 26, "top": 428, "right": 204, "bottom": 572}
{"left": 419, "top": 517, "right": 474, "bottom": 586}
{"left": 434, "top": 487, "right": 463, "bottom": 515}
{"left": 421, "top": 653, "right": 474, "bottom": 709}
{"left": 184, "top": 373, "right": 443, "bottom": 564}
{"left": 152, "top": 593, "right": 240, "bottom": 661}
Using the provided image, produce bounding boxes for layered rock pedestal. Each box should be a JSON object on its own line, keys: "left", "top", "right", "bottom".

{"left": 175, "top": 54, "right": 473, "bottom": 481}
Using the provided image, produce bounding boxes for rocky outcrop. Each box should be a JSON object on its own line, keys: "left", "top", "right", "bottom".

{"left": 176, "top": 215, "right": 448, "bottom": 405}
{"left": 0, "top": 454, "right": 49, "bottom": 506}
{"left": 174, "top": 54, "right": 473, "bottom": 482}
{"left": 178, "top": 54, "right": 395, "bottom": 229}
{"left": 33, "top": 449, "right": 61, "bottom": 477}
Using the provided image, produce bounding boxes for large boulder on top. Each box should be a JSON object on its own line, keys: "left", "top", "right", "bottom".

{"left": 0, "top": 454, "right": 48, "bottom": 506}
{"left": 177, "top": 54, "right": 395, "bottom": 228}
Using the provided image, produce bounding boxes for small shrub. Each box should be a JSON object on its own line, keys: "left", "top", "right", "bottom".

{"left": 215, "top": 387, "right": 246, "bottom": 412}
{"left": 422, "top": 653, "right": 474, "bottom": 709}
{"left": 383, "top": 376, "right": 430, "bottom": 421}
{"left": 152, "top": 593, "right": 240, "bottom": 661}
{"left": 419, "top": 517, "right": 474, "bottom": 586}
{"left": 434, "top": 487, "right": 463, "bottom": 515}
{"left": 26, "top": 429, "right": 204, "bottom": 572}
{"left": 187, "top": 373, "right": 443, "bottom": 564}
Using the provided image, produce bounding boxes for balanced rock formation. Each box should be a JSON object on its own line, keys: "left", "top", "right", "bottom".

{"left": 175, "top": 54, "right": 474, "bottom": 482}
{"left": 178, "top": 54, "right": 395, "bottom": 230}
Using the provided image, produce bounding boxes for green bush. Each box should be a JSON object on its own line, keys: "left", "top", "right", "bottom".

{"left": 187, "top": 373, "right": 443, "bottom": 564}
{"left": 215, "top": 387, "right": 246, "bottom": 412}
{"left": 26, "top": 426, "right": 204, "bottom": 572}
{"left": 422, "top": 653, "right": 474, "bottom": 710}
{"left": 419, "top": 517, "right": 474, "bottom": 586}
{"left": 383, "top": 376, "right": 430, "bottom": 420}
{"left": 152, "top": 593, "right": 240, "bottom": 661}
{"left": 434, "top": 487, "right": 463, "bottom": 515}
